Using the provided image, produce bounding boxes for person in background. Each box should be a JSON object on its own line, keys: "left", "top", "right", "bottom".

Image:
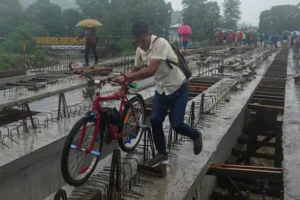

{"left": 249, "top": 33, "right": 254, "bottom": 48}
{"left": 226, "top": 32, "right": 232, "bottom": 46}
{"left": 235, "top": 32, "right": 239, "bottom": 46}
{"left": 279, "top": 34, "right": 284, "bottom": 47}
{"left": 264, "top": 33, "right": 269, "bottom": 47}
{"left": 79, "top": 27, "right": 99, "bottom": 66}
{"left": 232, "top": 32, "right": 236, "bottom": 46}
{"left": 260, "top": 33, "right": 264, "bottom": 47}
{"left": 254, "top": 32, "right": 259, "bottom": 47}
{"left": 112, "top": 22, "right": 203, "bottom": 167}
{"left": 239, "top": 31, "right": 243, "bottom": 45}
{"left": 223, "top": 32, "right": 227, "bottom": 46}
{"left": 283, "top": 34, "right": 288, "bottom": 47}
{"left": 218, "top": 32, "right": 223, "bottom": 45}
{"left": 290, "top": 34, "right": 294, "bottom": 48}
{"left": 242, "top": 33, "right": 246, "bottom": 45}
{"left": 246, "top": 33, "right": 250, "bottom": 46}
{"left": 180, "top": 33, "right": 190, "bottom": 53}
{"left": 273, "top": 34, "right": 278, "bottom": 48}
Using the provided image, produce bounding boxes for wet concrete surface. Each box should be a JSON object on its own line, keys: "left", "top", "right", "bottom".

{"left": 282, "top": 50, "right": 300, "bottom": 200}
{"left": 0, "top": 48, "right": 274, "bottom": 200}
{"left": 44, "top": 50, "right": 277, "bottom": 200}
{"left": 44, "top": 71, "right": 266, "bottom": 200}
{"left": 0, "top": 76, "right": 87, "bottom": 111}
{"left": 0, "top": 77, "right": 156, "bottom": 200}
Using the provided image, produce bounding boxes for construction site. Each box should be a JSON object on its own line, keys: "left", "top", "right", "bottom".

{"left": 0, "top": 45, "right": 299, "bottom": 200}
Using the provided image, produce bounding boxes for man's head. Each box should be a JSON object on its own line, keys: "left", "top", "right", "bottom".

{"left": 131, "top": 22, "right": 152, "bottom": 51}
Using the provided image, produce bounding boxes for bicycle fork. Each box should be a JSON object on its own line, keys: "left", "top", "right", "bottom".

{"left": 71, "top": 113, "right": 102, "bottom": 157}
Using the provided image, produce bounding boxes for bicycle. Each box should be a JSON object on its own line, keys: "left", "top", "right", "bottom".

{"left": 61, "top": 62, "right": 145, "bottom": 186}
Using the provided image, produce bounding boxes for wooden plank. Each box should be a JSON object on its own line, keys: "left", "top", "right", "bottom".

{"left": 253, "top": 94, "right": 285, "bottom": 101}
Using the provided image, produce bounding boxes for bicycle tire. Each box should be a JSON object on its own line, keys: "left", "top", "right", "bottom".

{"left": 61, "top": 115, "right": 104, "bottom": 186}
{"left": 118, "top": 95, "right": 145, "bottom": 152}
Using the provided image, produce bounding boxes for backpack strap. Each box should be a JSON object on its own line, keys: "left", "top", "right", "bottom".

{"left": 165, "top": 59, "right": 176, "bottom": 69}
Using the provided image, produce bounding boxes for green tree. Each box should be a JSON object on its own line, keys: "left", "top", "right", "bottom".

{"left": 76, "top": 0, "right": 109, "bottom": 19}
{"left": 223, "top": 0, "right": 241, "bottom": 29}
{"left": 0, "top": 0, "right": 24, "bottom": 37}
{"left": 0, "top": 25, "right": 38, "bottom": 54}
{"left": 204, "top": 2, "right": 222, "bottom": 40}
{"left": 125, "top": 0, "right": 172, "bottom": 37}
{"left": 259, "top": 5, "right": 300, "bottom": 34}
{"left": 182, "top": 0, "right": 208, "bottom": 40}
{"left": 25, "top": 0, "right": 65, "bottom": 36}
{"left": 182, "top": 0, "right": 222, "bottom": 41}
{"left": 62, "top": 9, "right": 82, "bottom": 36}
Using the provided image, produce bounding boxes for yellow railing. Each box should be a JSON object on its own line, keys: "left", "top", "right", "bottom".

{"left": 34, "top": 37, "right": 86, "bottom": 45}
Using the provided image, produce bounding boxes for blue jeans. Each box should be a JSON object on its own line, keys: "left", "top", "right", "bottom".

{"left": 150, "top": 82, "right": 198, "bottom": 155}
{"left": 182, "top": 40, "right": 189, "bottom": 48}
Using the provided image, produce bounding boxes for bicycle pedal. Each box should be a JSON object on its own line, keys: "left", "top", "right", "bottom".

{"left": 70, "top": 145, "right": 101, "bottom": 157}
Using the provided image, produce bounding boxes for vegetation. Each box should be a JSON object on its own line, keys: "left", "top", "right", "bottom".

{"left": 259, "top": 5, "right": 300, "bottom": 33}
{"left": 223, "top": 0, "right": 241, "bottom": 29}
{"left": 2, "top": 0, "right": 298, "bottom": 70}
{"left": 0, "top": 0, "right": 175, "bottom": 70}
{"left": 181, "top": 0, "right": 225, "bottom": 41}
{"left": 0, "top": 24, "right": 56, "bottom": 70}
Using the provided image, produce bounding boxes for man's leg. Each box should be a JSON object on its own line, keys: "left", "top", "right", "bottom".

{"left": 150, "top": 91, "right": 168, "bottom": 155}
{"left": 168, "top": 83, "right": 203, "bottom": 155}
{"left": 85, "top": 44, "right": 91, "bottom": 66}
{"left": 91, "top": 43, "right": 98, "bottom": 64}
{"left": 148, "top": 91, "right": 169, "bottom": 167}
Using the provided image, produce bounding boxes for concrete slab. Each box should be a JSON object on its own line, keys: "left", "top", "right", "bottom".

{"left": 0, "top": 78, "right": 156, "bottom": 200}
{"left": 0, "top": 74, "right": 37, "bottom": 86}
{"left": 44, "top": 49, "right": 278, "bottom": 200}
{"left": 127, "top": 73, "right": 264, "bottom": 200}
{"left": 1, "top": 48, "right": 275, "bottom": 200}
{"left": 282, "top": 50, "right": 300, "bottom": 200}
{"left": 0, "top": 76, "right": 86, "bottom": 111}
{"left": 44, "top": 73, "right": 265, "bottom": 200}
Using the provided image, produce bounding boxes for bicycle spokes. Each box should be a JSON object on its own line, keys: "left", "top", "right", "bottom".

{"left": 123, "top": 103, "right": 143, "bottom": 144}
{"left": 68, "top": 123, "right": 100, "bottom": 180}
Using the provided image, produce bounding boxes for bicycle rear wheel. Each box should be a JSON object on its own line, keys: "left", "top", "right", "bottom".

{"left": 61, "top": 115, "right": 104, "bottom": 186}
{"left": 118, "top": 95, "right": 145, "bottom": 152}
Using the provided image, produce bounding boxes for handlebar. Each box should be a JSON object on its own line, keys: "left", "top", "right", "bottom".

{"left": 69, "top": 62, "right": 132, "bottom": 88}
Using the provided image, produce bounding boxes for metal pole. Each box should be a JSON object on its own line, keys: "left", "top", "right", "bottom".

{"left": 23, "top": 39, "right": 26, "bottom": 69}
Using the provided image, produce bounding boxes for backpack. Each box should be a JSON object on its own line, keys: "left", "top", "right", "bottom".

{"left": 153, "top": 37, "right": 192, "bottom": 80}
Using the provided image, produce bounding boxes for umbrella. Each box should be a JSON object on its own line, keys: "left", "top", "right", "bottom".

{"left": 76, "top": 19, "right": 102, "bottom": 28}
{"left": 214, "top": 28, "right": 222, "bottom": 32}
{"left": 248, "top": 29, "right": 257, "bottom": 33}
{"left": 291, "top": 31, "right": 300, "bottom": 36}
{"left": 221, "top": 29, "right": 228, "bottom": 33}
{"left": 177, "top": 25, "right": 192, "bottom": 35}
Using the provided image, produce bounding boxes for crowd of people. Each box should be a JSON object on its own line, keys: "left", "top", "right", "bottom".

{"left": 215, "top": 31, "right": 290, "bottom": 48}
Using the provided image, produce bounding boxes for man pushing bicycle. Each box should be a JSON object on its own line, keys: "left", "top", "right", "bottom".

{"left": 112, "top": 22, "right": 203, "bottom": 167}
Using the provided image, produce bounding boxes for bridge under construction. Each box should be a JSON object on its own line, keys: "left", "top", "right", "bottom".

{"left": 0, "top": 46, "right": 299, "bottom": 200}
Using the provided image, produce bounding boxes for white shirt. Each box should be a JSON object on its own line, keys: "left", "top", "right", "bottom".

{"left": 134, "top": 35, "right": 185, "bottom": 95}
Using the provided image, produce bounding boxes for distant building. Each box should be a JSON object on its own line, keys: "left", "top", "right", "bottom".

{"left": 169, "top": 23, "right": 181, "bottom": 43}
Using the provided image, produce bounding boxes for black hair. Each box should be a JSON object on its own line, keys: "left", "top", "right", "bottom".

{"left": 131, "top": 22, "right": 149, "bottom": 37}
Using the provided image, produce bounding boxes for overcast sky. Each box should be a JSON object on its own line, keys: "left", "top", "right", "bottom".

{"left": 167, "top": 0, "right": 299, "bottom": 25}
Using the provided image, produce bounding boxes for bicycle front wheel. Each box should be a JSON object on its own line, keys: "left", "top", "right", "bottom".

{"left": 61, "top": 115, "right": 104, "bottom": 186}
{"left": 118, "top": 95, "right": 145, "bottom": 152}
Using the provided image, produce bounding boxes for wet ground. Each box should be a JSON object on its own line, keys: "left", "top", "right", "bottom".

{"left": 0, "top": 47, "right": 277, "bottom": 200}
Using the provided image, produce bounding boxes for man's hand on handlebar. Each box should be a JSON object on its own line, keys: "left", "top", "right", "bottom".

{"left": 111, "top": 75, "right": 126, "bottom": 85}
